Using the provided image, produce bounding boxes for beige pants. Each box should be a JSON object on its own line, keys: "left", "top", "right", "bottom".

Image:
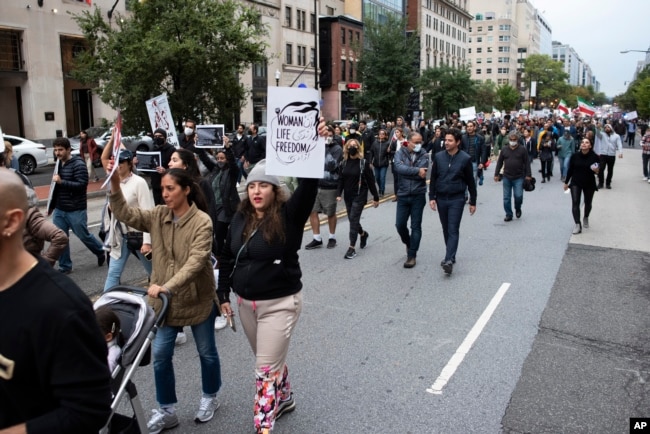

{"left": 84, "top": 155, "right": 98, "bottom": 179}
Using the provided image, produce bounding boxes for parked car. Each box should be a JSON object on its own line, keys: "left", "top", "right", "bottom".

{"left": 122, "top": 132, "right": 154, "bottom": 153}
{"left": 3, "top": 134, "right": 49, "bottom": 175}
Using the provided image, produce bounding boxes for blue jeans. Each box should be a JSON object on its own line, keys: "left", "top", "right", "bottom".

{"left": 374, "top": 166, "right": 388, "bottom": 195}
{"left": 103, "top": 235, "right": 152, "bottom": 291}
{"left": 153, "top": 304, "right": 221, "bottom": 406}
{"left": 502, "top": 177, "right": 524, "bottom": 217}
{"left": 436, "top": 196, "right": 465, "bottom": 262}
{"left": 53, "top": 208, "right": 104, "bottom": 272}
{"left": 236, "top": 158, "right": 247, "bottom": 184}
{"left": 395, "top": 193, "right": 426, "bottom": 258}
{"left": 561, "top": 155, "right": 571, "bottom": 179}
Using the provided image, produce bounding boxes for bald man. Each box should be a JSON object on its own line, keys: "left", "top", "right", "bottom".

{"left": 0, "top": 169, "right": 111, "bottom": 434}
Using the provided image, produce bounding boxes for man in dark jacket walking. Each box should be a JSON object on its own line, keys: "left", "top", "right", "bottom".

{"left": 51, "top": 137, "right": 106, "bottom": 273}
{"left": 244, "top": 123, "right": 266, "bottom": 173}
{"left": 394, "top": 132, "right": 429, "bottom": 268}
{"left": 460, "top": 120, "right": 486, "bottom": 185}
{"left": 429, "top": 128, "right": 476, "bottom": 275}
{"left": 494, "top": 131, "right": 532, "bottom": 222}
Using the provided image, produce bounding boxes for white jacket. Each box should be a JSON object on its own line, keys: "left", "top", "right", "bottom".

{"left": 595, "top": 131, "right": 622, "bottom": 156}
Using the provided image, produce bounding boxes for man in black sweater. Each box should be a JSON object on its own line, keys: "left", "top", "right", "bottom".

{"left": 494, "top": 131, "right": 532, "bottom": 222}
{"left": 0, "top": 169, "right": 112, "bottom": 434}
{"left": 429, "top": 128, "right": 476, "bottom": 275}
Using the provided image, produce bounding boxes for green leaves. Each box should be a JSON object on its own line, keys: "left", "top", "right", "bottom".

{"left": 71, "top": 0, "right": 268, "bottom": 132}
{"left": 418, "top": 65, "right": 475, "bottom": 118}
{"left": 353, "top": 15, "right": 420, "bottom": 120}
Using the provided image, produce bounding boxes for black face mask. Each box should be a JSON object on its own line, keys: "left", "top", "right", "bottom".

{"left": 153, "top": 137, "right": 165, "bottom": 147}
{"left": 348, "top": 147, "right": 358, "bottom": 156}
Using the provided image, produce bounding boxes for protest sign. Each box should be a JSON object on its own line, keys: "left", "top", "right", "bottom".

{"left": 195, "top": 125, "right": 225, "bottom": 148}
{"left": 136, "top": 151, "right": 162, "bottom": 172}
{"left": 145, "top": 95, "right": 179, "bottom": 147}
{"left": 266, "top": 86, "right": 324, "bottom": 178}
{"left": 459, "top": 106, "right": 477, "bottom": 121}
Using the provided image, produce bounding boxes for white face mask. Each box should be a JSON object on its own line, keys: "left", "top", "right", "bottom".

{"left": 509, "top": 141, "right": 518, "bottom": 147}
{"left": 184, "top": 127, "right": 194, "bottom": 136}
{"left": 413, "top": 144, "right": 422, "bottom": 153}
{"left": 326, "top": 136, "right": 333, "bottom": 144}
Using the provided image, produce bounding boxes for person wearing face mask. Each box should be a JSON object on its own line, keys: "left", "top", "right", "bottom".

{"left": 336, "top": 139, "right": 380, "bottom": 259}
{"left": 305, "top": 126, "right": 343, "bottom": 250}
{"left": 494, "top": 131, "right": 532, "bottom": 222}
{"left": 394, "top": 132, "right": 430, "bottom": 268}
{"left": 460, "top": 121, "right": 486, "bottom": 186}
{"left": 368, "top": 128, "right": 391, "bottom": 196}
{"left": 150, "top": 128, "right": 177, "bottom": 205}
{"left": 179, "top": 119, "right": 198, "bottom": 153}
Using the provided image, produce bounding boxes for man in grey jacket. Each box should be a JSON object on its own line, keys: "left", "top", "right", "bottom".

{"left": 394, "top": 132, "right": 429, "bottom": 268}
{"left": 595, "top": 123, "right": 623, "bottom": 189}
{"left": 494, "top": 131, "right": 532, "bottom": 222}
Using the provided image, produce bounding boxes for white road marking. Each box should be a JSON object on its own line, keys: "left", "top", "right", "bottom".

{"left": 426, "top": 282, "right": 511, "bottom": 395}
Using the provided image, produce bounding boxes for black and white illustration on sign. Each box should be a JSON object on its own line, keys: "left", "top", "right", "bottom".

{"left": 267, "top": 86, "right": 324, "bottom": 178}
{"left": 136, "top": 151, "right": 162, "bottom": 172}
{"left": 195, "top": 125, "right": 225, "bottom": 148}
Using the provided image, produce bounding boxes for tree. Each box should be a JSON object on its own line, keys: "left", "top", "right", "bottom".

{"left": 495, "top": 84, "right": 520, "bottom": 111}
{"left": 72, "top": 0, "right": 268, "bottom": 133}
{"left": 473, "top": 80, "right": 496, "bottom": 113}
{"left": 417, "top": 64, "right": 475, "bottom": 118}
{"left": 353, "top": 15, "right": 420, "bottom": 121}
{"left": 523, "top": 54, "right": 568, "bottom": 108}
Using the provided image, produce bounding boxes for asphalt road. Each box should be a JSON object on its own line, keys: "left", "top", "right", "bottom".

{"left": 39, "top": 144, "right": 650, "bottom": 433}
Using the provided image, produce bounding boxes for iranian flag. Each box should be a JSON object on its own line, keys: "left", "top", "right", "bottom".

{"left": 577, "top": 97, "right": 596, "bottom": 116}
{"left": 557, "top": 99, "right": 569, "bottom": 117}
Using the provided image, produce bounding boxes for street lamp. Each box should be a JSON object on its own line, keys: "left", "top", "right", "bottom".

{"left": 275, "top": 70, "right": 281, "bottom": 87}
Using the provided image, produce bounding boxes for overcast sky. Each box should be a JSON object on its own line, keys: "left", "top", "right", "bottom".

{"left": 531, "top": 0, "right": 648, "bottom": 98}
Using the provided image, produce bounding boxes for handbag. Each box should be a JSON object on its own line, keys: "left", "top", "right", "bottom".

{"left": 524, "top": 177, "right": 536, "bottom": 192}
{"left": 125, "top": 231, "right": 143, "bottom": 251}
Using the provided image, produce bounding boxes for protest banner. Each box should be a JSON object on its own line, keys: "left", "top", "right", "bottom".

{"left": 46, "top": 159, "right": 59, "bottom": 216}
{"left": 136, "top": 151, "right": 162, "bottom": 172}
{"left": 195, "top": 125, "right": 225, "bottom": 148}
{"left": 266, "top": 86, "right": 324, "bottom": 178}
{"left": 459, "top": 106, "right": 476, "bottom": 121}
{"left": 145, "top": 94, "right": 179, "bottom": 147}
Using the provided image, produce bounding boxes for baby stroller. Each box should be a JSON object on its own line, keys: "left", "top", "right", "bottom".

{"left": 94, "top": 286, "right": 170, "bottom": 434}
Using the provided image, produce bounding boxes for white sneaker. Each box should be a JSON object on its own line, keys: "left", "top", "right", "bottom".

{"left": 147, "top": 408, "right": 179, "bottom": 434}
{"left": 175, "top": 331, "right": 187, "bottom": 345}
{"left": 214, "top": 315, "right": 228, "bottom": 330}
{"left": 195, "top": 396, "right": 220, "bottom": 423}
{"left": 644, "top": 177, "right": 648, "bottom": 181}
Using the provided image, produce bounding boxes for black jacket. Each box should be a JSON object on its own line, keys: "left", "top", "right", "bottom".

{"left": 231, "top": 135, "right": 249, "bottom": 159}
{"left": 217, "top": 178, "right": 318, "bottom": 302}
{"left": 246, "top": 134, "right": 266, "bottom": 165}
{"left": 149, "top": 141, "right": 176, "bottom": 203}
{"left": 429, "top": 150, "right": 476, "bottom": 206}
{"left": 565, "top": 150, "right": 599, "bottom": 190}
{"left": 369, "top": 139, "right": 390, "bottom": 168}
{"left": 54, "top": 155, "right": 88, "bottom": 212}
{"left": 460, "top": 133, "right": 486, "bottom": 164}
{"left": 197, "top": 147, "right": 240, "bottom": 222}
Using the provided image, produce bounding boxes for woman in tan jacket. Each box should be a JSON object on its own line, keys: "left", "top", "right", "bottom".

{"left": 107, "top": 165, "right": 222, "bottom": 433}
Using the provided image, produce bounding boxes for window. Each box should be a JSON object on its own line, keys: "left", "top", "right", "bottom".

{"left": 341, "top": 59, "right": 346, "bottom": 81}
{"left": 285, "top": 7, "right": 291, "bottom": 27}
{"left": 349, "top": 60, "right": 354, "bottom": 81}
{"left": 498, "top": 67, "right": 509, "bottom": 74}
{"left": 499, "top": 35, "right": 510, "bottom": 42}
{"left": 476, "top": 69, "right": 482, "bottom": 74}
{"left": 311, "top": 13, "right": 316, "bottom": 33}
{"left": 297, "top": 10, "right": 306, "bottom": 31}
{"left": 285, "top": 44, "right": 292, "bottom": 64}
{"left": 349, "top": 30, "right": 353, "bottom": 45}
{"left": 0, "top": 29, "right": 24, "bottom": 72}
{"left": 498, "top": 46, "right": 510, "bottom": 52}
{"left": 487, "top": 36, "right": 493, "bottom": 42}
{"left": 326, "top": 6, "right": 334, "bottom": 15}
{"left": 486, "top": 68, "right": 492, "bottom": 74}
{"left": 341, "top": 28, "right": 345, "bottom": 45}
{"left": 476, "top": 58, "right": 482, "bottom": 64}
{"left": 477, "top": 26, "right": 482, "bottom": 32}
{"left": 356, "top": 31, "right": 360, "bottom": 42}
{"left": 487, "top": 47, "right": 493, "bottom": 53}
{"left": 310, "top": 48, "right": 315, "bottom": 66}
{"left": 487, "top": 25, "right": 493, "bottom": 31}
{"left": 499, "top": 24, "right": 511, "bottom": 31}
{"left": 476, "top": 47, "right": 482, "bottom": 53}
{"left": 486, "top": 57, "right": 492, "bottom": 63}
{"left": 477, "top": 36, "right": 482, "bottom": 42}
{"left": 297, "top": 46, "right": 306, "bottom": 66}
